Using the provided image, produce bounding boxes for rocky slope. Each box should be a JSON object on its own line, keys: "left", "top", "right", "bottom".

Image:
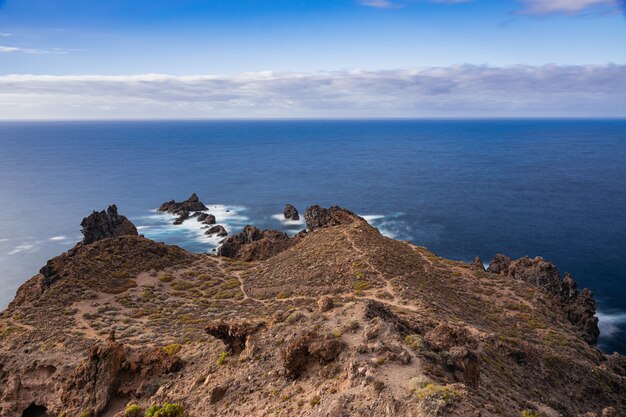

{"left": 0, "top": 204, "right": 624, "bottom": 417}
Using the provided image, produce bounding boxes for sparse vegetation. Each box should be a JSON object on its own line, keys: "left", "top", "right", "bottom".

{"left": 217, "top": 351, "right": 229, "bottom": 366}
{"left": 521, "top": 411, "right": 543, "bottom": 417}
{"left": 405, "top": 334, "right": 423, "bottom": 351}
{"left": 124, "top": 404, "right": 142, "bottom": 417}
{"left": 353, "top": 280, "right": 372, "bottom": 291}
{"left": 145, "top": 402, "right": 185, "bottom": 417}
{"left": 162, "top": 343, "right": 181, "bottom": 356}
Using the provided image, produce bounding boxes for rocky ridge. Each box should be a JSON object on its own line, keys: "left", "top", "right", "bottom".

{"left": 0, "top": 203, "right": 624, "bottom": 417}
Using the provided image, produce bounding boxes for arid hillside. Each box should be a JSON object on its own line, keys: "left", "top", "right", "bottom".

{"left": 0, "top": 204, "right": 624, "bottom": 417}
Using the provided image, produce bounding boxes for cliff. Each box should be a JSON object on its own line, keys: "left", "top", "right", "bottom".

{"left": 0, "top": 204, "right": 624, "bottom": 417}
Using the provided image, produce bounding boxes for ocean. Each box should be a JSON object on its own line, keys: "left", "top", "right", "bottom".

{"left": 0, "top": 119, "right": 624, "bottom": 353}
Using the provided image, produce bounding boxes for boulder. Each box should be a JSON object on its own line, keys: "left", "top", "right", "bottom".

{"left": 282, "top": 331, "right": 343, "bottom": 379}
{"left": 304, "top": 205, "right": 360, "bottom": 230}
{"left": 173, "top": 210, "right": 190, "bottom": 225}
{"left": 487, "top": 254, "right": 512, "bottom": 274}
{"left": 283, "top": 204, "right": 300, "bottom": 221}
{"left": 507, "top": 256, "right": 562, "bottom": 295}
{"left": 80, "top": 205, "right": 138, "bottom": 244}
{"left": 197, "top": 213, "right": 216, "bottom": 225}
{"left": 202, "top": 214, "right": 217, "bottom": 225}
{"left": 470, "top": 257, "right": 485, "bottom": 272}
{"left": 218, "top": 225, "right": 302, "bottom": 261}
{"left": 205, "top": 225, "right": 228, "bottom": 237}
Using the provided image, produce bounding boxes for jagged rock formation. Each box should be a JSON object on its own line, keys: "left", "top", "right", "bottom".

{"left": 217, "top": 225, "right": 303, "bottom": 261}
{"left": 197, "top": 213, "right": 216, "bottom": 225}
{"left": 158, "top": 193, "right": 208, "bottom": 225}
{"left": 205, "top": 225, "right": 227, "bottom": 237}
{"left": 304, "top": 205, "right": 359, "bottom": 230}
{"left": 158, "top": 193, "right": 208, "bottom": 214}
{"left": 283, "top": 204, "right": 299, "bottom": 221}
{"left": 1, "top": 204, "right": 624, "bottom": 417}
{"left": 487, "top": 254, "right": 600, "bottom": 344}
{"left": 80, "top": 205, "right": 138, "bottom": 244}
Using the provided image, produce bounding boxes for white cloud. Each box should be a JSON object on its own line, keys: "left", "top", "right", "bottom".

{"left": 359, "top": 0, "right": 398, "bottom": 8}
{"left": 517, "top": 0, "right": 620, "bottom": 14}
{"left": 358, "top": 0, "right": 469, "bottom": 7}
{"left": 358, "top": 0, "right": 623, "bottom": 14}
{"left": 0, "top": 32, "right": 11, "bottom": 37}
{"left": 0, "top": 65, "right": 624, "bottom": 119}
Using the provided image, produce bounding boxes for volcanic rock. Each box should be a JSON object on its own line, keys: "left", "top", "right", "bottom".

{"left": 470, "top": 257, "right": 485, "bottom": 271}
{"left": 197, "top": 213, "right": 216, "bottom": 225}
{"left": 488, "top": 254, "right": 600, "bottom": 345}
{"left": 283, "top": 204, "right": 299, "bottom": 221}
{"left": 173, "top": 210, "right": 190, "bottom": 225}
{"left": 304, "top": 205, "right": 360, "bottom": 230}
{"left": 0, "top": 202, "right": 623, "bottom": 417}
{"left": 158, "top": 193, "right": 208, "bottom": 215}
{"left": 217, "top": 225, "right": 302, "bottom": 261}
{"left": 205, "top": 225, "right": 227, "bottom": 237}
{"left": 487, "top": 253, "right": 512, "bottom": 274}
{"left": 80, "top": 204, "right": 138, "bottom": 245}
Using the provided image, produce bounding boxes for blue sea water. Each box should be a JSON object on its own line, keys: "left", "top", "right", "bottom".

{"left": 0, "top": 119, "right": 625, "bottom": 353}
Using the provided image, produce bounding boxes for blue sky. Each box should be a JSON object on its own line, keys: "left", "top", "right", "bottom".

{"left": 0, "top": 0, "right": 625, "bottom": 118}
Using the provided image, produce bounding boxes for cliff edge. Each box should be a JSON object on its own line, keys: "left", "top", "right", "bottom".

{"left": 0, "top": 204, "right": 624, "bottom": 417}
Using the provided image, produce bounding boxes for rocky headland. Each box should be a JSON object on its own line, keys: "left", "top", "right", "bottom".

{"left": 0, "top": 201, "right": 624, "bottom": 417}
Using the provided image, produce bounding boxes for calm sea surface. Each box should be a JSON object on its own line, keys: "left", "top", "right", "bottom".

{"left": 0, "top": 120, "right": 625, "bottom": 353}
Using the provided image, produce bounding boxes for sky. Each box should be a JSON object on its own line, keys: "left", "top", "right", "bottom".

{"left": 0, "top": 0, "right": 625, "bottom": 118}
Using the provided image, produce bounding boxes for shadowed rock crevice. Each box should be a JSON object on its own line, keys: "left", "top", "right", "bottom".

{"left": 218, "top": 225, "right": 302, "bottom": 261}
{"left": 205, "top": 321, "right": 265, "bottom": 354}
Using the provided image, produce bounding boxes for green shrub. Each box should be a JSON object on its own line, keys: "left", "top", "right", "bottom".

{"left": 159, "top": 273, "right": 174, "bottom": 283}
{"left": 405, "top": 334, "right": 423, "bottom": 351}
{"left": 216, "top": 351, "right": 228, "bottom": 366}
{"left": 124, "top": 404, "right": 142, "bottom": 417}
{"left": 521, "top": 411, "right": 543, "bottom": 417}
{"left": 354, "top": 281, "right": 372, "bottom": 291}
{"left": 162, "top": 343, "right": 182, "bottom": 356}
{"left": 145, "top": 402, "right": 185, "bottom": 417}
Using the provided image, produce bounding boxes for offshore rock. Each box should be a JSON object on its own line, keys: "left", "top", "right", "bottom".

{"left": 80, "top": 205, "right": 138, "bottom": 244}
{"left": 283, "top": 204, "right": 299, "bottom": 221}
{"left": 205, "top": 225, "right": 228, "bottom": 237}
{"left": 158, "top": 193, "right": 208, "bottom": 215}
{"left": 197, "top": 213, "right": 216, "bottom": 225}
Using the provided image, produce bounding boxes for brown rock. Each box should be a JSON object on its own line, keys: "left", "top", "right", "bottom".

{"left": 470, "top": 257, "right": 485, "bottom": 271}
{"left": 304, "top": 205, "right": 360, "bottom": 230}
{"left": 158, "top": 193, "right": 208, "bottom": 214}
{"left": 283, "top": 204, "right": 300, "bottom": 221}
{"left": 318, "top": 296, "right": 334, "bottom": 312}
{"left": 487, "top": 253, "right": 512, "bottom": 274}
{"left": 206, "top": 321, "right": 265, "bottom": 354}
{"left": 80, "top": 205, "right": 138, "bottom": 244}
{"left": 217, "top": 225, "right": 301, "bottom": 261}
{"left": 205, "top": 225, "right": 228, "bottom": 237}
